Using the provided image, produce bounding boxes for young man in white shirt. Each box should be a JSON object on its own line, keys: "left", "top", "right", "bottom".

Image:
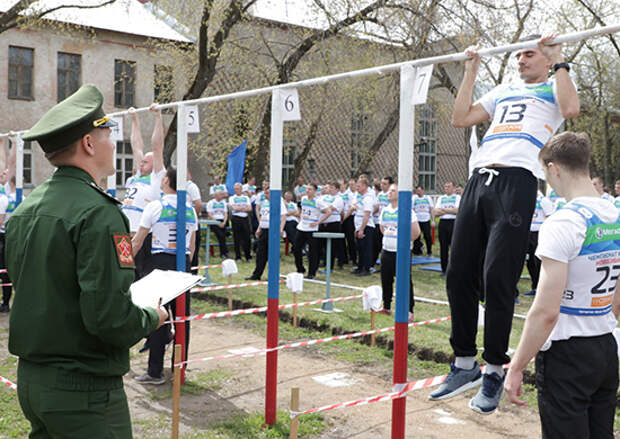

{"left": 352, "top": 176, "right": 376, "bottom": 276}
{"left": 187, "top": 169, "right": 203, "bottom": 274}
{"left": 209, "top": 175, "right": 227, "bottom": 198}
{"left": 293, "top": 184, "right": 321, "bottom": 279}
{"left": 122, "top": 105, "right": 166, "bottom": 279}
{"left": 592, "top": 176, "right": 613, "bottom": 202}
{"left": 206, "top": 188, "right": 230, "bottom": 259}
{"left": 342, "top": 178, "right": 358, "bottom": 267}
{"left": 412, "top": 184, "right": 435, "bottom": 256}
{"left": 229, "top": 182, "right": 252, "bottom": 262}
{"left": 430, "top": 34, "right": 580, "bottom": 414}
{"left": 283, "top": 190, "right": 299, "bottom": 254}
{"left": 505, "top": 132, "right": 619, "bottom": 438}
{"left": 432, "top": 181, "right": 460, "bottom": 275}
{"left": 132, "top": 167, "right": 198, "bottom": 384}
{"left": 372, "top": 177, "right": 392, "bottom": 270}
{"left": 378, "top": 183, "right": 420, "bottom": 321}
{"left": 246, "top": 188, "right": 285, "bottom": 280}
{"left": 317, "top": 182, "right": 345, "bottom": 269}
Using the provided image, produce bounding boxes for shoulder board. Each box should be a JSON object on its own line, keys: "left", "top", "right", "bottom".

{"left": 89, "top": 181, "right": 122, "bottom": 205}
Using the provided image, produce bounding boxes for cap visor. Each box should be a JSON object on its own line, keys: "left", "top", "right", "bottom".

{"left": 98, "top": 119, "right": 118, "bottom": 128}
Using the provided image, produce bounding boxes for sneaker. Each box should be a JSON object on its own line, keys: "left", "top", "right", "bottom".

{"left": 138, "top": 341, "right": 150, "bottom": 353}
{"left": 0, "top": 303, "right": 9, "bottom": 313}
{"left": 408, "top": 312, "right": 415, "bottom": 323}
{"left": 522, "top": 289, "right": 536, "bottom": 297}
{"left": 469, "top": 372, "right": 505, "bottom": 415}
{"left": 245, "top": 276, "right": 260, "bottom": 281}
{"left": 134, "top": 373, "right": 165, "bottom": 385}
{"left": 428, "top": 362, "right": 482, "bottom": 400}
{"left": 377, "top": 308, "right": 391, "bottom": 315}
{"left": 356, "top": 270, "right": 370, "bottom": 277}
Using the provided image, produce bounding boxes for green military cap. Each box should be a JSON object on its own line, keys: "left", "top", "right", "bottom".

{"left": 23, "top": 84, "right": 117, "bottom": 154}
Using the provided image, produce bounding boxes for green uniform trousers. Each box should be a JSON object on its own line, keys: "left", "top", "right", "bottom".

{"left": 17, "top": 360, "right": 132, "bottom": 439}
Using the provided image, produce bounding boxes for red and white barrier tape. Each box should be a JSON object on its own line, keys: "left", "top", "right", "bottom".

{"left": 174, "top": 316, "right": 451, "bottom": 366}
{"left": 0, "top": 375, "right": 17, "bottom": 391}
{"left": 190, "top": 279, "right": 285, "bottom": 293}
{"left": 291, "top": 362, "right": 517, "bottom": 418}
{"left": 0, "top": 283, "right": 11, "bottom": 287}
{"left": 191, "top": 264, "right": 222, "bottom": 270}
{"left": 171, "top": 293, "right": 365, "bottom": 323}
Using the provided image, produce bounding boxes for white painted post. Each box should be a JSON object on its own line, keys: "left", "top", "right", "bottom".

{"left": 14, "top": 134, "right": 24, "bottom": 205}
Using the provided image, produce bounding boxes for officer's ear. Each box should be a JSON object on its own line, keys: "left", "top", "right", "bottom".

{"left": 80, "top": 133, "right": 96, "bottom": 157}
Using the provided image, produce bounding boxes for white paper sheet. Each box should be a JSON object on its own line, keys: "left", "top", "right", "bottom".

{"left": 130, "top": 269, "right": 202, "bottom": 309}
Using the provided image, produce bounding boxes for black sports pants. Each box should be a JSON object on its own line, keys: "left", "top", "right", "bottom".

{"left": 0, "top": 233, "right": 11, "bottom": 306}
{"left": 284, "top": 220, "right": 298, "bottom": 254}
{"left": 414, "top": 220, "right": 433, "bottom": 256}
{"left": 380, "top": 250, "right": 414, "bottom": 312}
{"left": 536, "top": 334, "right": 617, "bottom": 439}
{"left": 446, "top": 167, "right": 536, "bottom": 365}
{"left": 251, "top": 228, "right": 269, "bottom": 279}
{"left": 319, "top": 222, "right": 345, "bottom": 268}
{"left": 342, "top": 216, "right": 355, "bottom": 265}
{"left": 231, "top": 216, "right": 251, "bottom": 260}
{"left": 293, "top": 230, "right": 319, "bottom": 276}
{"left": 355, "top": 226, "right": 374, "bottom": 271}
{"left": 210, "top": 223, "right": 228, "bottom": 257}
{"left": 438, "top": 219, "right": 454, "bottom": 273}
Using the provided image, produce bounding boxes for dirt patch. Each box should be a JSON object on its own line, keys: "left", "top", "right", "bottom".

{"left": 126, "top": 316, "right": 543, "bottom": 438}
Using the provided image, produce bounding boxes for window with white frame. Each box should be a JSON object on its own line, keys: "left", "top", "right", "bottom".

{"left": 116, "top": 141, "right": 133, "bottom": 187}
{"left": 417, "top": 104, "right": 437, "bottom": 192}
{"left": 22, "top": 140, "right": 33, "bottom": 186}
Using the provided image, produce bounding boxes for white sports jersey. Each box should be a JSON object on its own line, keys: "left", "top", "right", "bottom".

{"left": 242, "top": 183, "right": 256, "bottom": 194}
{"left": 258, "top": 198, "right": 286, "bottom": 229}
{"left": 187, "top": 181, "right": 201, "bottom": 203}
{"left": 615, "top": 196, "right": 620, "bottom": 214}
{"left": 319, "top": 194, "right": 344, "bottom": 224}
{"left": 374, "top": 191, "right": 389, "bottom": 222}
{"left": 122, "top": 169, "right": 165, "bottom": 233}
{"left": 436, "top": 194, "right": 461, "bottom": 220}
{"left": 412, "top": 195, "right": 434, "bottom": 223}
{"left": 140, "top": 194, "right": 198, "bottom": 255}
{"left": 297, "top": 196, "right": 321, "bottom": 232}
{"left": 229, "top": 194, "right": 251, "bottom": 218}
{"left": 474, "top": 78, "right": 566, "bottom": 179}
{"left": 531, "top": 191, "right": 554, "bottom": 232}
{"left": 354, "top": 192, "right": 375, "bottom": 230}
{"left": 536, "top": 197, "right": 620, "bottom": 347}
{"left": 379, "top": 205, "right": 418, "bottom": 252}
{"left": 206, "top": 198, "right": 227, "bottom": 221}
{"left": 601, "top": 192, "right": 613, "bottom": 202}
{"left": 0, "top": 193, "right": 13, "bottom": 233}
{"left": 209, "top": 184, "right": 227, "bottom": 195}
{"left": 285, "top": 201, "right": 299, "bottom": 223}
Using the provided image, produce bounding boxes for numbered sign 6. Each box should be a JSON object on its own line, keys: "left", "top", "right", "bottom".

{"left": 186, "top": 105, "right": 201, "bottom": 133}
{"left": 412, "top": 64, "right": 434, "bottom": 106}
{"left": 281, "top": 88, "right": 301, "bottom": 121}
{"left": 110, "top": 117, "right": 124, "bottom": 142}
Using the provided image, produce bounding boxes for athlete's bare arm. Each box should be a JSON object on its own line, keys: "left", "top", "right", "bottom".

{"left": 452, "top": 47, "right": 491, "bottom": 128}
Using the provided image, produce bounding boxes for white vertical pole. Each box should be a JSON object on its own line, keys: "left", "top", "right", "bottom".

{"left": 107, "top": 144, "right": 117, "bottom": 197}
{"left": 14, "top": 135, "right": 24, "bottom": 205}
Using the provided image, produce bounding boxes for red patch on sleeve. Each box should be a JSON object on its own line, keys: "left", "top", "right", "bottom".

{"left": 113, "top": 234, "right": 135, "bottom": 269}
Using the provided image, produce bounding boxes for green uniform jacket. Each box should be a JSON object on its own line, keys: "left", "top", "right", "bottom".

{"left": 6, "top": 166, "right": 159, "bottom": 377}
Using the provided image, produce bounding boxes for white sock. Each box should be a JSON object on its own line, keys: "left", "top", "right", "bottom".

{"left": 454, "top": 356, "right": 476, "bottom": 370}
{"left": 485, "top": 364, "right": 504, "bottom": 377}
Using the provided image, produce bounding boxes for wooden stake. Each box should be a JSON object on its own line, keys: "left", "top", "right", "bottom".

{"left": 172, "top": 344, "right": 182, "bottom": 439}
{"left": 293, "top": 292, "right": 298, "bottom": 328}
{"left": 370, "top": 310, "right": 376, "bottom": 347}
{"left": 289, "top": 387, "right": 300, "bottom": 439}
{"left": 227, "top": 274, "right": 233, "bottom": 310}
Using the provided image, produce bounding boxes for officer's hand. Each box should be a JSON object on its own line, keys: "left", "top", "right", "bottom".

{"left": 155, "top": 307, "right": 168, "bottom": 329}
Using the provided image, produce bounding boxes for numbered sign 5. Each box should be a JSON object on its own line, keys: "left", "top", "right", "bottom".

{"left": 186, "top": 105, "right": 201, "bottom": 133}
{"left": 281, "top": 88, "right": 301, "bottom": 121}
{"left": 110, "top": 117, "right": 124, "bottom": 142}
{"left": 412, "top": 64, "right": 434, "bottom": 106}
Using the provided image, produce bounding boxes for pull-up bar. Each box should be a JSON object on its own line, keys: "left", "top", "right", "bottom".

{"left": 0, "top": 23, "right": 617, "bottom": 138}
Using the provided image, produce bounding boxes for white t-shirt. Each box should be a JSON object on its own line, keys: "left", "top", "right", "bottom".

{"left": 229, "top": 194, "right": 251, "bottom": 218}
{"left": 242, "top": 183, "right": 256, "bottom": 195}
{"left": 0, "top": 193, "right": 9, "bottom": 233}
{"left": 614, "top": 196, "right": 620, "bottom": 214}
{"left": 122, "top": 169, "right": 165, "bottom": 232}
{"left": 536, "top": 197, "right": 620, "bottom": 346}
{"left": 297, "top": 196, "right": 321, "bottom": 232}
{"left": 140, "top": 193, "right": 198, "bottom": 255}
{"left": 531, "top": 191, "right": 554, "bottom": 232}
{"left": 354, "top": 192, "right": 375, "bottom": 230}
{"left": 374, "top": 191, "right": 389, "bottom": 222}
{"left": 206, "top": 198, "right": 228, "bottom": 221}
{"left": 379, "top": 205, "right": 418, "bottom": 252}
{"left": 258, "top": 198, "right": 286, "bottom": 230}
{"left": 209, "top": 184, "right": 227, "bottom": 196}
{"left": 473, "top": 78, "right": 567, "bottom": 179}
{"left": 436, "top": 194, "right": 461, "bottom": 220}
{"left": 412, "top": 194, "right": 434, "bottom": 223}
{"left": 187, "top": 181, "right": 201, "bottom": 203}
{"left": 284, "top": 201, "right": 299, "bottom": 223}
{"left": 601, "top": 192, "right": 613, "bottom": 202}
{"left": 319, "top": 194, "right": 344, "bottom": 224}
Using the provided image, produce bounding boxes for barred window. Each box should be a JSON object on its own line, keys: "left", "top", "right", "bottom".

{"left": 418, "top": 105, "right": 437, "bottom": 192}
{"left": 116, "top": 141, "right": 133, "bottom": 187}
{"left": 57, "top": 52, "right": 81, "bottom": 102}
{"left": 114, "top": 60, "right": 136, "bottom": 108}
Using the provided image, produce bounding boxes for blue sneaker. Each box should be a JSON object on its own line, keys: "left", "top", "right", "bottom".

{"left": 522, "top": 289, "right": 536, "bottom": 297}
{"left": 429, "top": 362, "right": 482, "bottom": 400}
{"left": 469, "top": 372, "right": 505, "bottom": 414}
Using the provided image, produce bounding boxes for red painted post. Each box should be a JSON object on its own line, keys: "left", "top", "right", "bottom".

{"left": 174, "top": 293, "right": 187, "bottom": 385}
{"left": 391, "top": 323, "right": 409, "bottom": 438}
{"left": 265, "top": 297, "right": 279, "bottom": 425}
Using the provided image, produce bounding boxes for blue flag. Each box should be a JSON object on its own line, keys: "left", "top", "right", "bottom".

{"left": 226, "top": 139, "right": 247, "bottom": 195}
